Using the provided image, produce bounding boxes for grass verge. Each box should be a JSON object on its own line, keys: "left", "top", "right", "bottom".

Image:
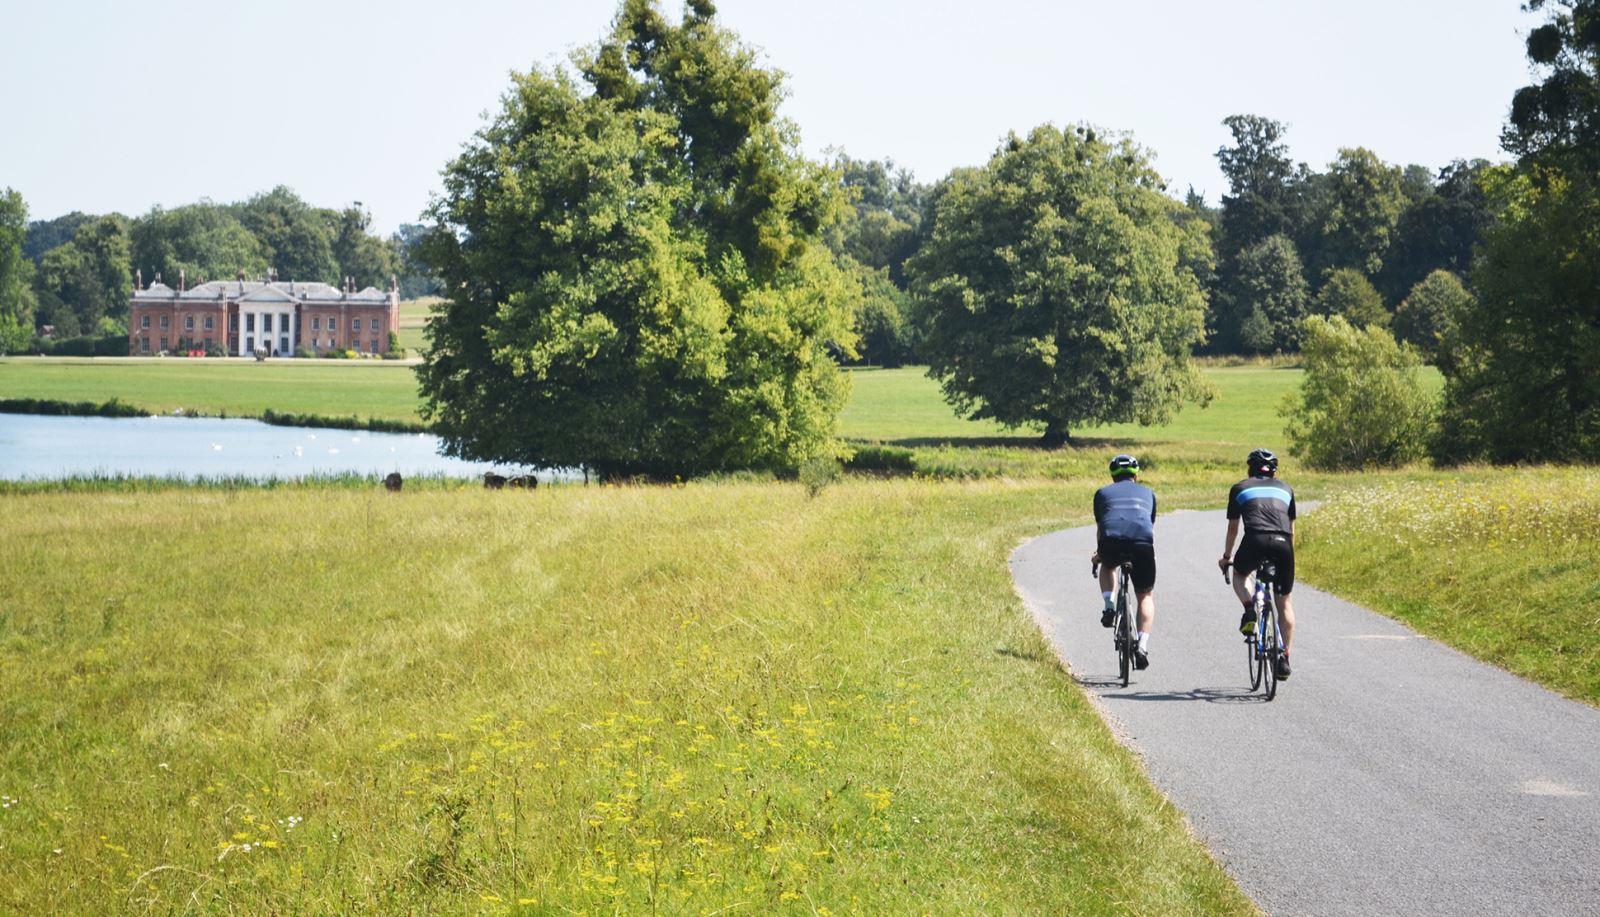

{"left": 0, "top": 480, "right": 1250, "bottom": 914}
{"left": 1298, "top": 467, "right": 1600, "bottom": 706}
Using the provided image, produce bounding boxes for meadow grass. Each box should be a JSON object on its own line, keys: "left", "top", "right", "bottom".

{"left": 0, "top": 481, "right": 1252, "bottom": 914}
{"left": 1298, "top": 467, "right": 1600, "bottom": 706}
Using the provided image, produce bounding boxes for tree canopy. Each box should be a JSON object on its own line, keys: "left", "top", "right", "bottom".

{"left": 907, "top": 124, "right": 1211, "bottom": 445}
{"left": 1437, "top": 0, "right": 1600, "bottom": 462}
{"left": 416, "top": 0, "right": 855, "bottom": 478}
{"left": 1282, "top": 315, "right": 1434, "bottom": 470}
{"left": 0, "top": 189, "right": 36, "bottom": 352}
{"left": 130, "top": 202, "right": 267, "bottom": 288}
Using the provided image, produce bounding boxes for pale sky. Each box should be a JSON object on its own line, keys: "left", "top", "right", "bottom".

{"left": 2, "top": 0, "right": 1540, "bottom": 236}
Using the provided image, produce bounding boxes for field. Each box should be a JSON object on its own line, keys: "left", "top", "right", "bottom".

{"left": 0, "top": 359, "right": 425, "bottom": 423}
{"left": 0, "top": 482, "right": 1252, "bottom": 914}
{"left": 395, "top": 297, "right": 442, "bottom": 353}
{"left": 2, "top": 353, "right": 1594, "bottom": 912}
{"left": 0, "top": 358, "right": 1322, "bottom": 447}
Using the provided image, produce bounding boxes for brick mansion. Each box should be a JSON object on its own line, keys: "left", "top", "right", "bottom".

{"left": 128, "top": 272, "right": 400, "bottom": 356}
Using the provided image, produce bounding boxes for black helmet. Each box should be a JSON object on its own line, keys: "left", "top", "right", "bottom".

{"left": 1247, "top": 448, "right": 1278, "bottom": 476}
{"left": 1109, "top": 454, "right": 1140, "bottom": 477}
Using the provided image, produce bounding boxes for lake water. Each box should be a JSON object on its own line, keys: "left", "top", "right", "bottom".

{"left": 0, "top": 413, "right": 560, "bottom": 482}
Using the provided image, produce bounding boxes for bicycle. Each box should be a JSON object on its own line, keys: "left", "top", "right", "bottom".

{"left": 1227, "top": 559, "right": 1284, "bottom": 700}
{"left": 1093, "top": 556, "right": 1137, "bottom": 687}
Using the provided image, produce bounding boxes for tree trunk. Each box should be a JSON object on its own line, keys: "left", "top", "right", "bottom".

{"left": 1042, "top": 422, "right": 1070, "bottom": 448}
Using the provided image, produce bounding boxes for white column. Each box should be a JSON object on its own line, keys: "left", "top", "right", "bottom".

{"left": 290, "top": 309, "right": 298, "bottom": 356}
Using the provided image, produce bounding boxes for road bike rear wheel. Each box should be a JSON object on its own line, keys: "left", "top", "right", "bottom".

{"left": 1116, "top": 573, "right": 1134, "bottom": 686}
{"left": 1261, "top": 593, "right": 1280, "bottom": 701}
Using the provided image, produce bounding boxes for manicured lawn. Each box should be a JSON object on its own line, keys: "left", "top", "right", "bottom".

{"left": 0, "top": 358, "right": 425, "bottom": 422}
{"left": 4, "top": 359, "right": 1344, "bottom": 447}
{"left": 395, "top": 297, "right": 442, "bottom": 353}
{"left": 841, "top": 364, "right": 1443, "bottom": 449}
{"left": 0, "top": 481, "right": 1252, "bottom": 914}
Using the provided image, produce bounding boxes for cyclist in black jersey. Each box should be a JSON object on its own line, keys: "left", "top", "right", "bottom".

{"left": 1093, "top": 454, "right": 1157, "bottom": 669}
{"left": 1218, "top": 447, "right": 1297, "bottom": 679}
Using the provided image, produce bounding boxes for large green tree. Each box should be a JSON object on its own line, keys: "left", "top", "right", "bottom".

{"left": 417, "top": 0, "right": 855, "bottom": 478}
{"left": 907, "top": 125, "right": 1211, "bottom": 445}
{"left": 0, "top": 189, "right": 36, "bottom": 352}
{"left": 1225, "top": 233, "right": 1309, "bottom": 353}
{"left": 33, "top": 215, "right": 131, "bottom": 336}
{"left": 326, "top": 204, "right": 398, "bottom": 289}
{"left": 1215, "top": 115, "right": 1307, "bottom": 261}
{"left": 1316, "top": 147, "right": 1407, "bottom": 277}
{"left": 1394, "top": 269, "right": 1473, "bottom": 364}
{"left": 1437, "top": 0, "right": 1600, "bottom": 462}
{"left": 1282, "top": 315, "right": 1434, "bottom": 470}
{"left": 131, "top": 202, "right": 267, "bottom": 287}
{"left": 1314, "top": 267, "right": 1389, "bottom": 328}
{"left": 234, "top": 186, "right": 339, "bottom": 284}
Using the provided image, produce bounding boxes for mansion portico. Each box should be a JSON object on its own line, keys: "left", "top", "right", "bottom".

{"left": 128, "top": 274, "right": 400, "bottom": 356}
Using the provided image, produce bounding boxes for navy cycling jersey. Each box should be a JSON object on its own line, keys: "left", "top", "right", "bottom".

{"left": 1094, "top": 479, "right": 1156, "bottom": 544}
{"left": 1226, "top": 476, "right": 1296, "bottom": 536}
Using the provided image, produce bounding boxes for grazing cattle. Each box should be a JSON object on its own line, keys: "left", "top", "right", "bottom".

{"left": 483, "top": 472, "right": 507, "bottom": 489}
{"left": 507, "top": 475, "right": 538, "bottom": 489}
{"left": 383, "top": 472, "right": 403, "bottom": 492}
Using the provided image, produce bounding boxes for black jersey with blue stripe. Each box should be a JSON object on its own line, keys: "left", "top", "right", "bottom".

{"left": 1226, "top": 476, "right": 1296, "bottom": 536}
{"left": 1094, "top": 479, "right": 1157, "bottom": 544}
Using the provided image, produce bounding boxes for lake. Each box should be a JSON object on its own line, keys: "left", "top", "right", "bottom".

{"left": 0, "top": 413, "right": 559, "bottom": 482}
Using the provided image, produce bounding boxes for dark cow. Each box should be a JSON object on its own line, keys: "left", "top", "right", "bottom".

{"left": 383, "top": 472, "right": 403, "bottom": 492}
{"left": 483, "top": 472, "right": 507, "bottom": 489}
{"left": 507, "top": 475, "right": 538, "bottom": 489}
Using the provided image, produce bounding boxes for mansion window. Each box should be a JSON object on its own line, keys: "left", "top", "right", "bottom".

{"left": 159, "top": 315, "right": 169, "bottom": 329}
{"left": 229, "top": 314, "right": 238, "bottom": 331}
{"left": 370, "top": 339, "right": 378, "bottom": 353}
{"left": 329, "top": 317, "right": 338, "bottom": 330}
{"left": 353, "top": 318, "right": 362, "bottom": 332}
{"left": 140, "top": 337, "right": 149, "bottom": 352}
{"left": 203, "top": 338, "right": 212, "bottom": 350}
{"left": 313, "top": 317, "right": 321, "bottom": 330}
{"left": 141, "top": 315, "right": 150, "bottom": 329}
{"left": 204, "top": 315, "right": 214, "bottom": 330}
{"left": 159, "top": 337, "right": 168, "bottom": 351}
{"left": 185, "top": 315, "right": 194, "bottom": 330}
{"left": 263, "top": 314, "right": 273, "bottom": 333}
{"left": 245, "top": 314, "right": 254, "bottom": 332}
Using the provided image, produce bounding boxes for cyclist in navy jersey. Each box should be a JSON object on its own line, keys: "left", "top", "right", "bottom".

{"left": 1218, "top": 447, "right": 1297, "bottom": 678}
{"left": 1093, "top": 454, "right": 1157, "bottom": 669}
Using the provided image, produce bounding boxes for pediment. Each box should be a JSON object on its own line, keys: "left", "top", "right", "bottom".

{"left": 238, "top": 288, "right": 296, "bottom": 303}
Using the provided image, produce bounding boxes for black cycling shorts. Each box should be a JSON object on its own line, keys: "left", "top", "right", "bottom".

{"left": 1233, "top": 531, "right": 1295, "bottom": 593}
{"left": 1097, "top": 537, "right": 1156, "bottom": 592}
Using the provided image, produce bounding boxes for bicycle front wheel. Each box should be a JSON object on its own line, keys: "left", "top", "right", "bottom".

{"left": 1261, "top": 598, "right": 1280, "bottom": 701}
{"left": 1247, "top": 633, "right": 1262, "bottom": 691}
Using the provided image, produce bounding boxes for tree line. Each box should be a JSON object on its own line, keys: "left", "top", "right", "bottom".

{"left": 0, "top": 187, "right": 440, "bottom": 349}
{"left": 6, "top": 0, "right": 1595, "bottom": 473}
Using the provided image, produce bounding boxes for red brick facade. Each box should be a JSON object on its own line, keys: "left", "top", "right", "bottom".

{"left": 128, "top": 278, "right": 400, "bottom": 356}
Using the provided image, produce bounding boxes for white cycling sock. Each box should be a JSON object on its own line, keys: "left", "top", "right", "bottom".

{"left": 1137, "top": 632, "right": 1150, "bottom": 651}
{"left": 1101, "top": 591, "right": 1113, "bottom": 608}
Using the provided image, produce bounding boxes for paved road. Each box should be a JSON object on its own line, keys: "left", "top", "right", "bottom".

{"left": 1011, "top": 509, "right": 1600, "bottom": 917}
